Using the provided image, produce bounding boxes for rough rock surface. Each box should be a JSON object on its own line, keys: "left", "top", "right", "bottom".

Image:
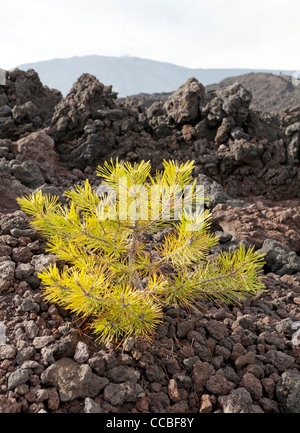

{"left": 15, "top": 131, "right": 58, "bottom": 180}
{"left": 163, "top": 77, "right": 205, "bottom": 124}
{"left": 41, "top": 358, "right": 109, "bottom": 402}
{"left": 0, "top": 69, "right": 299, "bottom": 413}
{"left": 0, "top": 177, "right": 31, "bottom": 214}
{"left": 51, "top": 73, "right": 117, "bottom": 143}
{"left": 0, "top": 68, "right": 61, "bottom": 140}
{"left": 0, "top": 208, "right": 299, "bottom": 414}
{"left": 211, "top": 199, "right": 300, "bottom": 251}
{"left": 276, "top": 372, "right": 300, "bottom": 413}
{"left": 206, "top": 72, "right": 300, "bottom": 114}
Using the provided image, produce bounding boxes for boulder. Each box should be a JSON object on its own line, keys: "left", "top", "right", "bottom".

{"left": 84, "top": 398, "right": 102, "bottom": 413}
{"left": 202, "top": 83, "right": 252, "bottom": 141}
{"left": 0, "top": 68, "right": 61, "bottom": 141}
{"left": 163, "top": 77, "right": 205, "bottom": 124}
{"left": 0, "top": 396, "right": 21, "bottom": 413}
{"left": 15, "top": 130, "right": 58, "bottom": 180}
{"left": 0, "top": 175, "right": 31, "bottom": 213}
{"left": 58, "top": 131, "right": 107, "bottom": 170}
{"left": 228, "top": 139, "right": 264, "bottom": 168}
{"left": 51, "top": 73, "right": 117, "bottom": 143}
{"left": 215, "top": 117, "right": 235, "bottom": 143}
{"left": 218, "top": 388, "right": 263, "bottom": 413}
{"left": 12, "top": 101, "right": 39, "bottom": 124}
{"left": 257, "top": 239, "right": 300, "bottom": 275}
{"left": 276, "top": 372, "right": 300, "bottom": 413}
{"left": 5, "top": 68, "right": 62, "bottom": 123}
{"left": 31, "top": 254, "right": 59, "bottom": 275}
{"left": 12, "top": 161, "right": 44, "bottom": 189}
{"left": 103, "top": 381, "right": 145, "bottom": 406}
{"left": 281, "top": 106, "right": 300, "bottom": 127}
{"left": 40, "top": 358, "right": 109, "bottom": 402}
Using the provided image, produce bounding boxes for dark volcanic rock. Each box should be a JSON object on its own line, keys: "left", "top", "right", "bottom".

{"left": 163, "top": 77, "right": 205, "bottom": 124}
{"left": 104, "top": 381, "right": 145, "bottom": 406}
{"left": 58, "top": 131, "right": 108, "bottom": 170}
{"left": 15, "top": 130, "right": 58, "bottom": 180}
{"left": 0, "top": 68, "right": 61, "bottom": 140}
{"left": 219, "top": 388, "right": 264, "bottom": 413}
{"left": 9, "top": 69, "right": 62, "bottom": 121}
{"left": 0, "top": 175, "right": 31, "bottom": 213}
{"left": 51, "top": 73, "right": 117, "bottom": 143}
{"left": 12, "top": 161, "right": 45, "bottom": 189}
{"left": 257, "top": 239, "right": 300, "bottom": 275}
{"left": 40, "top": 358, "right": 109, "bottom": 402}
{"left": 276, "top": 372, "right": 300, "bottom": 413}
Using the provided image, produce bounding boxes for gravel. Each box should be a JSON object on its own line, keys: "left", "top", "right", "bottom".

{"left": 0, "top": 212, "right": 299, "bottom": 413}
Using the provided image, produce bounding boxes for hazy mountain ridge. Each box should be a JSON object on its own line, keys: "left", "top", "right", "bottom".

{"left": 16, "top": 55, "right": 295, "bottom": 98}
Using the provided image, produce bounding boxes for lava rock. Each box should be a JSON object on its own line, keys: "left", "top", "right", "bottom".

{"left": 16, "top": 130, "right": 58, "bottom": 180}
{"left": 7, "top": 368, "right": 29, "bottom": 390}
{"left": 163, "top": 77, "right": 205, "bottom": 124}
{"left": 257, "top": 239, "right": 300, "bottom": 275}
{"left": 41, "top": 358, "right": 109, "bottom": 402}
{"left": 74, "top": 342, "right": 89, "bottom": 364}
{"left": 107, "top": 365, "right": 141, "bottom": 383}
{"left": 219, "top": 387, "right": 264, "bottom": 413}
{"left": 103, "top": 381, "right": 144, "bottom": 406}
{"left": 0, "top": 260, "right": 15, "bottom": 292}
{"left": 276, "top": 372, "right": 300, "bottom": 413}
{"left": 12, "top": 161, "right": 45, "bottom": 189}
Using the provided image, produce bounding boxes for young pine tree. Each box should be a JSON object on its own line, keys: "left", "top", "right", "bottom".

{"left": 17, "top": 159, "right": 266, "bottom": 346}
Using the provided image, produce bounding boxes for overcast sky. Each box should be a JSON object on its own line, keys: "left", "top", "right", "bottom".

{"left": 1, "top": 0, "right": 300, "bottom": 70}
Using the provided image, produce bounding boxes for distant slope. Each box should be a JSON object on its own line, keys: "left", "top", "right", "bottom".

{"left": 206, "top": 72, "right": 300, "bottom": 113}
{"left": 126, "top": 72, "right": 300, "bottom": 114}
{"left": 16, "top": 55, "right": 295, "bottom": 98}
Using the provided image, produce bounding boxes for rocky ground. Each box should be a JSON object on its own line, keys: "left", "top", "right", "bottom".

{"left": 124, "top": 72, "right": 300, "bottom": 115}
{"left": 0, "top": 68, "right": 300, "bottom": 413}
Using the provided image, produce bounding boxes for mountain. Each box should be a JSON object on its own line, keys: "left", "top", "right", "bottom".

{"left": 16, "top": 55, "right": 295, "bottom": 98}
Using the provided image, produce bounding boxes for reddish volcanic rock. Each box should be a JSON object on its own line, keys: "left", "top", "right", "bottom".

{"left": 211, "top": 198, "right": 300, "bottom": 251}
{"left": 15, "top": 130, "right": 58, "bottom": 180}
{"left": 0, "top": 175, "right": 31, "bottom": 214}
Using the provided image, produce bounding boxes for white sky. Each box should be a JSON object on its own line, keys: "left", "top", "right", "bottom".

{"left": 1, "top": 0, "right": 300, "bottom": 70}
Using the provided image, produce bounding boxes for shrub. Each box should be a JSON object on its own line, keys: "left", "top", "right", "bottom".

{"left": 17, "top": 159, "right": 266, "bottom": 345}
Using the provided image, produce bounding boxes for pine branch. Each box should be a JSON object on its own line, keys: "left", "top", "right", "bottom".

{"left": 18, "top": 159, "right": 267, "bottom": 345}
